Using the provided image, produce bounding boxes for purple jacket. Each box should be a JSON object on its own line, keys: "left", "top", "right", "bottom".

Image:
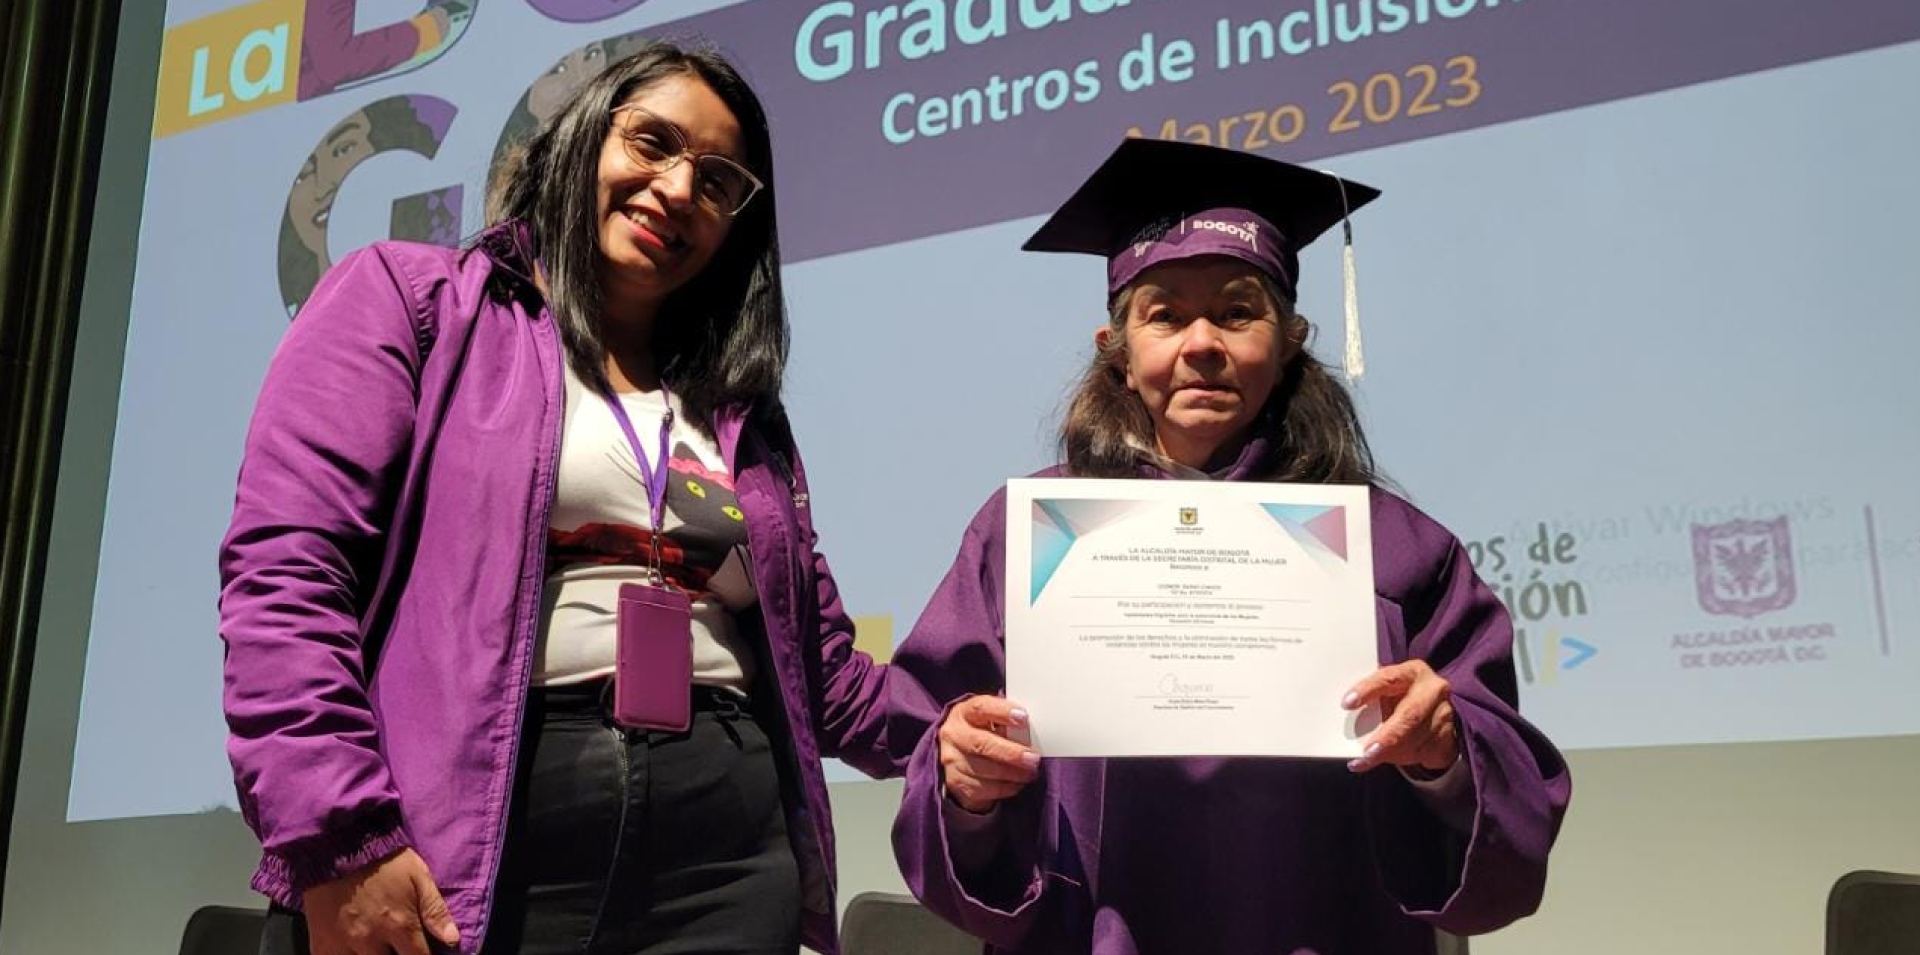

{"left": 219, "top": 232, "right": 910, "bottom": 954}
{"left": 889, "top": 452, "right": 1572, "bottom": 954}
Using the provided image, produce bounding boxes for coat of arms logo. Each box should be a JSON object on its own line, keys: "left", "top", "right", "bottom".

{"left": 1691, "top": 517, "right": 1796, "bottom": 618}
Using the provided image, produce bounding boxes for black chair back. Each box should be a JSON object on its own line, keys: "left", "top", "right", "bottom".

{"left": 180, "top": 905, "right": 268, "bottom": 955}
{"left": 1829, "top": 870, "right": 1920, "bottom": 955}
{"left": 842, "top": 891, "right": 981, "bottom": 955}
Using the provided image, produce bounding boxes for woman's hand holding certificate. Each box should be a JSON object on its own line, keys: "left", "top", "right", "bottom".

{"left": 1005, "top": 478, "right": 1386, "bottom": 758}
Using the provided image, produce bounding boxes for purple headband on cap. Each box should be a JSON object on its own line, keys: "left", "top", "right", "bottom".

{"left": 1107, "top": 207, "right": 1293, "bottom": 298}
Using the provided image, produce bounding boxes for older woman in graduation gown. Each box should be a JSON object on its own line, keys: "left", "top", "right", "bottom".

{"left": 888, "top": 139, "right": 1572, "bottom": 955}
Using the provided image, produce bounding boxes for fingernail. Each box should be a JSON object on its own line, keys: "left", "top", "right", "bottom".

{"left": 1346, "top": 758, "right": 1367, "bottom": 772}
{"left": 1020, "top": 751, "right": 1041, "bottom": 768}
{"left": 1364, "top": 742, "right": 1382, "bottom": 759}
{"left": 1009, "top": 708, "right": 1029, "bottom": 724}
{"left": 1341, "top": 691, "right": 1359, "bottom": 709}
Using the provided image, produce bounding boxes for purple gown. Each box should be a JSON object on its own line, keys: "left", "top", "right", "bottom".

{"left": 888, "top": 448, "right": 1572, "bottom": 955}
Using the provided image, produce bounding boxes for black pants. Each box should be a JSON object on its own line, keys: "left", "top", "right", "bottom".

{"left": 263, "top": 684, "right": 801, "bottom": 955}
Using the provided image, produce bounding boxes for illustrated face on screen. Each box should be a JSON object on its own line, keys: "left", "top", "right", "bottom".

{"left": 1110, "top": 259, "right": 1288, "bottom": 458}
{"left": 287, "top": 110, "right": 375, "bottom": 260}
{"left": 491, "top": 32, "right": 654, "bottom": 208}
{"left": 528, "top": 43, "right": 608, "bottom": 125}
{"left": 278, "top": 96, "right": 453, "bottom": 317}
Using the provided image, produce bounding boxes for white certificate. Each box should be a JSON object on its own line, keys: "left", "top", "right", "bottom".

{"left": 1005, "top": 478, "right": 1380, "bottom": 758}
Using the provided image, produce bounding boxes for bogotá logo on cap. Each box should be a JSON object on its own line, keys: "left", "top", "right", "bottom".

{"left": 1189, "top": 217, "right": 1260, "bottom": 250}
{"left": 1691, "top": 516, "right": 1797, "bottom": 618}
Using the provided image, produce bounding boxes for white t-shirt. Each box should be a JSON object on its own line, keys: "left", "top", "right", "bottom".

{"left": 533, "top": 364, "right": 757, "bottom": 690}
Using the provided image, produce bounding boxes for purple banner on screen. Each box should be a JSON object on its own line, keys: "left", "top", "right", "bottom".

{"left": 626, "top": 0, "right": 1918, "bottom": 262}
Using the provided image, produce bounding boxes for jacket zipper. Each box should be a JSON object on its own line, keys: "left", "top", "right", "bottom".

{"left": 473, "top": 308, "right": 565, "bottom": 954}
{"left": 746, "top": 428, "right": 837, "bottom": 926}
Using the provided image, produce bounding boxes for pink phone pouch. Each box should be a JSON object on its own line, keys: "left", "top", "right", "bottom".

{"left": 614, "top": 582, "right": 693, "bottom": 732}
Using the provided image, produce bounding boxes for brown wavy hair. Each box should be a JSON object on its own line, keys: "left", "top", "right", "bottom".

{"left": 1059, "top": 272, "right": 1378, "bottom": 484}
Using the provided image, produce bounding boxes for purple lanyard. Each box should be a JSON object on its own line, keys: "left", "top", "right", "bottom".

{"left": 600, "top": 385, "right": 675, "bottom": 577}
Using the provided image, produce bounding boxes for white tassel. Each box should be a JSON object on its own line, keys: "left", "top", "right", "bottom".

{"left": 1342, "top": 241, "right": 1363, "bottom": 381}
{"left": 1323, "top": 168, "right": 1365, "bottom": 383}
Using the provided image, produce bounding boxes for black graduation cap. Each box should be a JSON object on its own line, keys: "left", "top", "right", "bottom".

{"left": 1023, "top": 138, "right": 1381, "bottom": 378}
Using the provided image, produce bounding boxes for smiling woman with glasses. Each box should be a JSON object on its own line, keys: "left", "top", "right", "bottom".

{"left": 222, "top": 37, "right": 917, "bottom": 955}
{"left": 609, "top": 103, "right": 763, "bottom": 216}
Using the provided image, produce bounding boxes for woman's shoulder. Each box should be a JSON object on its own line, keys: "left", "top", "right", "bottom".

{"left": 352, "top": 238, "right": 500, "bottom": 298}
{"left": 305, "top": 239, "right": 492, "bottom": 312}
{"left": 942, "top": 465, "right": 1072, "bottom": 543}
{"left": 303, "top": 235, "right": 527, "bottom": 350}
{"left": 980, "top": 464, "right": 1071, "bottom": 506}
{"left": 1368, "top": 485, "right": 1453, "bottom": 542}
{"left": 1367, "top": 484, "right": 1473, "bottom": 598}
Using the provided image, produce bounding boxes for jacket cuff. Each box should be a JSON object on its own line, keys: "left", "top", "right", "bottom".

{"left": 939, "top": 782, "right": 1009, "bottom": 874}
{"left": 1399, "top": 754, "right": 1476, "bottom": 833}
{"left": 253, "top": 810, "right": 413, "bottom": 905}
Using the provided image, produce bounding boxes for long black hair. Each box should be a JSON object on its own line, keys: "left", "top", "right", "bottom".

{"left": 490, "top": 38, "right": 787, "bottom": 431}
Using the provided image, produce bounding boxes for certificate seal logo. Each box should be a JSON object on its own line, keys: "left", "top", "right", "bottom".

{"left": 1179, "top": 507, "right": 1198, "bottom": 526}
{"left": 1690, "top": 516, "right": 1796, "bottom": 618}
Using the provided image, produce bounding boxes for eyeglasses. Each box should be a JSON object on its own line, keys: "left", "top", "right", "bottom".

{"left": 608, "top": 104, "right": 763, "bottom": 217}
